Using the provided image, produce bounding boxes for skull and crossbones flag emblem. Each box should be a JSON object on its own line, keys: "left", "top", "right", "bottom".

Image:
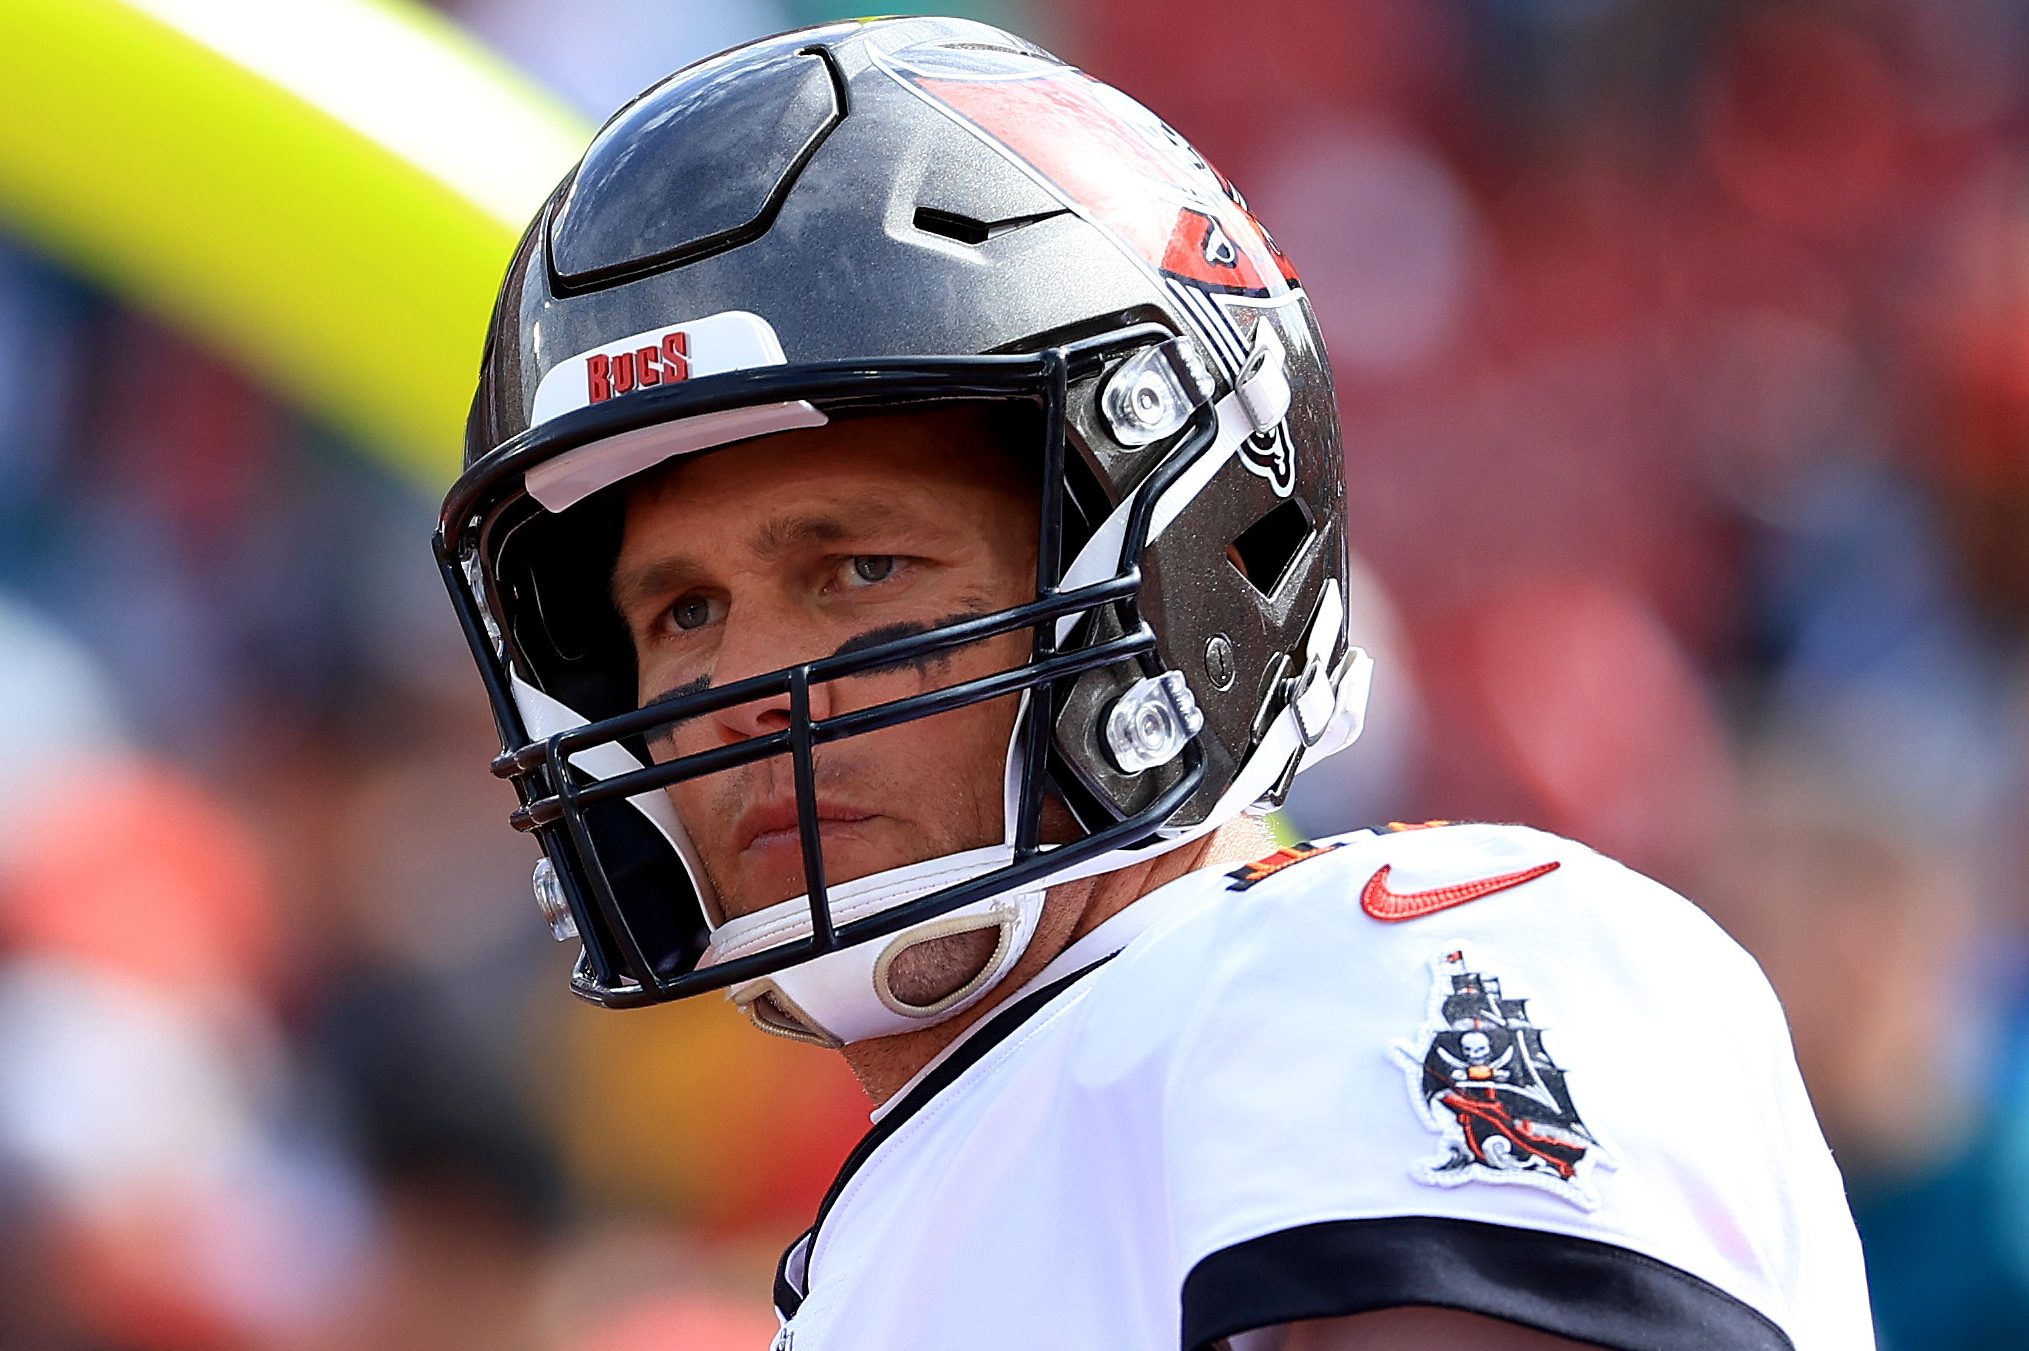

{"left": 1393, "top": 950, "right": 1615, "bottom": 1209}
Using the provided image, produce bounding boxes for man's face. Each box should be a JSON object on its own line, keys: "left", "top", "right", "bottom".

{"left": 608, "top": 407, "right": 1039, "bottom": 925}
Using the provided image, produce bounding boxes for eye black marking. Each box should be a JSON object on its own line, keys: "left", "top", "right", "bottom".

{"left": 643, "top": 674, "right": 710, "bottom": 709}
{"left": 829, "top": 609, "right": 993, "bottom": 678}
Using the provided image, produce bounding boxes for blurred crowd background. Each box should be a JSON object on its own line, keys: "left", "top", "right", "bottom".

{"left": 2, "top": 0, "right": 2026, "bottom": 1347}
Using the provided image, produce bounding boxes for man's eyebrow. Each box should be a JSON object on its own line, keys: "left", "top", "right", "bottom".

{"left": 609, "top": 496, "right": 949, "bottom": 617}
{"left": 611, "top": 554, "right": 705, "bottom": 619}
{"left": 747, "top": 498, "right": 932, "bottom": 560}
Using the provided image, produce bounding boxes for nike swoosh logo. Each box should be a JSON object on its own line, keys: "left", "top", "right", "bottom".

{"left": 1361, "top": 860, "right": 1560, "bottom": 922}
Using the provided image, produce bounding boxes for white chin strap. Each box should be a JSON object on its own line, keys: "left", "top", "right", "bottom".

{"left": 695, "top": 679, "right": 1052, "bottom": 1048}
{"left": 699, "top": 845, "right": 1047, "bottom": 1047}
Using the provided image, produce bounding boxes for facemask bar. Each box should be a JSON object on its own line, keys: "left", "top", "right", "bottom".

{"left": 437, "top": 322, "right": 1218, "bottom": 1006}
{"left": 536, "top": 582, "right": 1176, "bottom": 995}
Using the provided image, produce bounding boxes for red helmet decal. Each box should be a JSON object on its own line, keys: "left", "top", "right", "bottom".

{"left": 900, "top": 63, "right": 1299, "bottom": 297}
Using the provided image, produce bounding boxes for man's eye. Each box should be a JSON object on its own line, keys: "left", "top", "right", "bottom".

{"left": 670, "top": 594, "right": 718, "bottom": 630}
{"left": 846, "top": 555, "right": 899, "bottom": 586}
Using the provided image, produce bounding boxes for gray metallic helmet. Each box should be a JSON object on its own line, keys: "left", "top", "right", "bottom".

{"left": 437, "top": 16, "right": 1372, "bottom": 1029}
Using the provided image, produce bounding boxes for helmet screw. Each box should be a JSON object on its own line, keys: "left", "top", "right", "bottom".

{"left": 1206, "top": 634, "right": 1236, "bottom": 691}
{"left": 1104, "top": 671, "right": 1205, "bottom": 773}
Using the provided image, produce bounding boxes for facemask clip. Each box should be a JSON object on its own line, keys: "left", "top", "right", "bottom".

{"left": 1105, "top": 670, "right": 1205, "bottom": 773}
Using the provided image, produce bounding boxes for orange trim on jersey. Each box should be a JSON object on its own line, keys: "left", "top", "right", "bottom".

{"left": 1226, "top": 841, "right": 1341, "bottom": 891}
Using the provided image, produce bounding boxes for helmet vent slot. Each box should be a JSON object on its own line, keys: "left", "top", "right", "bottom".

{"left": 914, "top": 207, "right": 991, "bottom": 245}
{"left": 1229, "top": 497, "right": 1315, "bottom": 599}
{"left": 913, "top": 206, "right": 1067, "bottom": 247}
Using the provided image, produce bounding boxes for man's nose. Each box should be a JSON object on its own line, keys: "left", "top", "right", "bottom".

{"left": 706, "top": 610, "right": 836, "bottom": 746}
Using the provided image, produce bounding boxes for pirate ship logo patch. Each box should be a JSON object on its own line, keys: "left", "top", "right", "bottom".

{"left": 1392, "top": 950, "right": 1614, "bottom": 1210}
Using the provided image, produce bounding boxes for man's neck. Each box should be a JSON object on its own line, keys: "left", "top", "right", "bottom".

{"left": 841, "top": 816, "right": 1276, "bottom": 1106}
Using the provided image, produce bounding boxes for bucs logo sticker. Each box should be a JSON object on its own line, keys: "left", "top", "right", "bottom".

{"left": 1392, "top": 950, "right": 1613, "bottom": 1209}
{"left": 875, "top": 45, "right": 1299, "bottom": 300}
{"left": 1240, "top": 426, "right": 1296, "bottom": 497}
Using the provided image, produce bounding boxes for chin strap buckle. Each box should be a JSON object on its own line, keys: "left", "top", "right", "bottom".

{"left": 1286, "top": 651, "right": 1333, "bottom": 748}
{"left": 1235, "top": 321, "right": 1291, "bottom": 434}
{"left": 1282, "top": 575, "right": 1375, "bottom": 759}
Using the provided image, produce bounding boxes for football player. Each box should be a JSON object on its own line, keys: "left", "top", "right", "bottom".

{"left": 437, "top": 17, "right": 1874, "bottom": 1349}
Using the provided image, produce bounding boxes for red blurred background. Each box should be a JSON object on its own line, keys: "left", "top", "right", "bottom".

{"left": 1, "top": 2, "right": 2025, "bottom": 1347}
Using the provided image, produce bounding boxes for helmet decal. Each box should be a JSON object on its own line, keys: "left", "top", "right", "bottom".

{"left": 530, "top": 309, "right": 792, "bottom": 426}
{"left": 877, "top": 47, "right": 1300, "bottom": 301}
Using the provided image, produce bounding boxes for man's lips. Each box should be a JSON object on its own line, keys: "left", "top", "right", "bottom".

{"left": 733, "top": 798, "right": 879, "bottom": 855}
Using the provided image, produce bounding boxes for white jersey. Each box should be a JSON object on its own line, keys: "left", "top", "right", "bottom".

{"left": 769, "top": 822, "right": 1875, "bottom": 1351}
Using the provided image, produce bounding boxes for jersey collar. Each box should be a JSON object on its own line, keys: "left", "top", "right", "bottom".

{"left": 868, "top": 876, "right": 1209, "bottom": 1122}
{"left": 776, "top": 874, "right": 1217, "bottom": 1320}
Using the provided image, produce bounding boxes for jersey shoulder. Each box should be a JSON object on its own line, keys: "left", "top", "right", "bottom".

{"left": 1074, "top": 818, "right": 1790, "bottom": 1095}
{"left": 1078, "top": 820, "right": 1799, "bottom": 1156}
{"left": 1166, "top": 819, "right": 1773, "bottom": 1006}
{"left": 1053, "top": 823, "right": 1867, "bottom": 1351}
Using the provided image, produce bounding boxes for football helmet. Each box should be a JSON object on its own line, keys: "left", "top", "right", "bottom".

{"left": 437, "top": 16, "right": 1372, "bottom": 1044}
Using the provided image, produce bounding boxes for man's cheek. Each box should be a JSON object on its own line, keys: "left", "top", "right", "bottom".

{"left": 665, "top": 777, "right": 719, "bottom": 824}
